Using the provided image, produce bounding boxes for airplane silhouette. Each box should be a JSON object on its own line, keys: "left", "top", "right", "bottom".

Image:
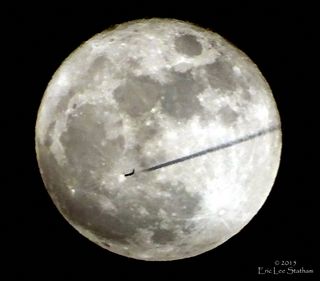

{"left": 124, "top": 169, "right": 135, "bottom": 177}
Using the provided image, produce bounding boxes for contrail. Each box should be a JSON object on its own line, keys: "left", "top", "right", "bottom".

{"left": 141, "top": 125, "right": 280, "bottom": 173}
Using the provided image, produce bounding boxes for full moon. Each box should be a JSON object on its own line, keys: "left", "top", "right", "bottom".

{"left": 36, "top": 18, "right": 282, "bottom": 261}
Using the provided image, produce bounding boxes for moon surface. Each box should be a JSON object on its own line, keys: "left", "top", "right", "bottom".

{"left": 35, "top": 18, "right": 282, "bottom": 261}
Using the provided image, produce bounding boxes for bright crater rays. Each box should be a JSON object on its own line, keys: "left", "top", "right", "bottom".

{"left": 36, "top": 18, "right": 282, "bottom": 261}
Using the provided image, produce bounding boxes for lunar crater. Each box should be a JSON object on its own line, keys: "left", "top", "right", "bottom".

{"left": 174, "top": 34, "right": 203, "bottom": 57}
{"left": 160, "top": 70, "right": 205, "bottom": 119}
{"left": 217, "top": 105, "right": 240, "bottom": 125}
{"left": 113, "top": 75, "right": 162, "bottom": 118}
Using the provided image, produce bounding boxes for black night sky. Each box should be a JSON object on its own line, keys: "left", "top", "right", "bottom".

{"left": 3, "top": 4, "right": 318, "bottom": 281}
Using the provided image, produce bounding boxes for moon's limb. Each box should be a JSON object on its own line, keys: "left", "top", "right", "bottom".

{"left": 35, "top": 18, "right": 282, "bottom": 261}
